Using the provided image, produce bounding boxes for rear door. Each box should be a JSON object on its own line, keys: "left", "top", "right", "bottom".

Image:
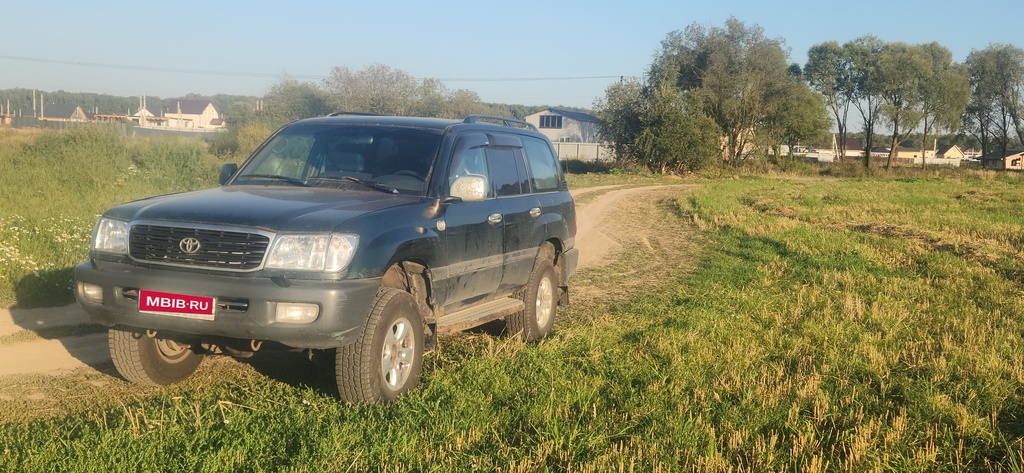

{"left": 485, "top": 134, "right": 540, "bottom": 291}
{"left": 520, "top": 135, "right": 574, "bottom": 246}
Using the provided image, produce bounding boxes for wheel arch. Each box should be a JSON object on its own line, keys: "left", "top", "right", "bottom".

{"left": 540, "top": 238, "right": 571, "bottom": 305}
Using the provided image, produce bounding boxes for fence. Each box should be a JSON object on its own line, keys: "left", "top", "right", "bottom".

{"left": 552, "top": 142, "right": 615, "bottom": 163}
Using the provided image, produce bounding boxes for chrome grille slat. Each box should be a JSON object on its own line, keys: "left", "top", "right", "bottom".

{"left": 129, "top": 224, "right": 270, "bottom": 270}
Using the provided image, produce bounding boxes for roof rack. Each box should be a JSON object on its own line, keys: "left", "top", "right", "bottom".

{"left": 463, "top": 115, "right": 538, "bottom": 131}
{"left": 327, "top": 111, "right": 382, "bottom": 117}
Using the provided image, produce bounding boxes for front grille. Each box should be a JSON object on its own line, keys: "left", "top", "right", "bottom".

{"left": 129, "top": 224, "right": 271, "bottom": 271}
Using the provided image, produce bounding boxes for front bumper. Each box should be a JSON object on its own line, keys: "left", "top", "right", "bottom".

{"left": 74, "top": 260, "right": 380, "bottom": 349}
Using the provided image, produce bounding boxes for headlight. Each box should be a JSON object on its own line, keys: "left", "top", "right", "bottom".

{"left": 265, "top": 234, "right": 358, "bottom": 272}
{"left": 92, "top": 218, "right": 129, "bottom": 255}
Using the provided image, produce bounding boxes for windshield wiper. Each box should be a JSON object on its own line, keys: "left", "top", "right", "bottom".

{"left": 309, "top": 175, "right": 399, "bottom": 194}
{"left": 234, "top": 174, "right": 308, "bottom": 187}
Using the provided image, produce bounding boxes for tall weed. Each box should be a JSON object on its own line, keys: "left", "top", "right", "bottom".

{"left": 0, "top": 127, "right": 222, "bottom": 307}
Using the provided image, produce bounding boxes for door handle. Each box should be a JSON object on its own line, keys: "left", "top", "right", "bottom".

{"left": 487, "top": 213, "right": 503, "bottom": 224}
{"left": 529, "top": 207, "right": 542, "bottom": 218}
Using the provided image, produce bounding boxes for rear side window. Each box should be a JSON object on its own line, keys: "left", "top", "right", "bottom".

{"left": 486, "top": 148, "right": 525, "bottom": 196}
{"left": 522, "top": 137, "right": 560, "bottom": 193}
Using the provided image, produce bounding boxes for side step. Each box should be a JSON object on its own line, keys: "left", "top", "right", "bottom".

{"left": 435, "top": 297, "right": 525, "bottom": 334}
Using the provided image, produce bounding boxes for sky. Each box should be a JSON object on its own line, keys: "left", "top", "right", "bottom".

{"left": 2, "top": 0, "right": 1021, "bottom": 110}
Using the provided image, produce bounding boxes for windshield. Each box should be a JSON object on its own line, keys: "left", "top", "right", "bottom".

{"left": 233, "top": 124, "right": 443, "bottom": 195}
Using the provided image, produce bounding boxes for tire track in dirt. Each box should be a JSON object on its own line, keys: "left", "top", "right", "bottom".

{"left": 0, "top": 184, "right": 692, "bottom": 377}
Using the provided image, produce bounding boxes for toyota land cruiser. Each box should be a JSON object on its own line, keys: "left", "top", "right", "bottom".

{"left": 74, "top": 114, "right": 578, "bottom": 403}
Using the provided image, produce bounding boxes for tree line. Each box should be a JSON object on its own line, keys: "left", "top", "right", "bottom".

{"left": 597, "top": 17, "right": 1024, "bottom": 173}
{"left": 1, "top": 65, "right": 571, "bottom": 157}
{"left": 219, "top": 64, "right": 571, "bottom": 155}
{"left": 0, "top": 88, "right": 252, "bottom": 121}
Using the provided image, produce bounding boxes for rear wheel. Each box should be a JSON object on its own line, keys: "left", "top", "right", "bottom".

{"left": 507, "top": 260, "right": 557, "bottom": 342}
{"left": 108, "top": 327, "right": 204, "bottom": 386}
{"left": 336, "top": 288, "right": 424, "bottom": 404}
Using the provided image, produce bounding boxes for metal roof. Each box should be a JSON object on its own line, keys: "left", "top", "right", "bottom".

{"left": 543, "top": 108, "right": 600, "bottom": 124}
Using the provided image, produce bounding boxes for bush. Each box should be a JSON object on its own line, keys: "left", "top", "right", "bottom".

{"left": 235, "top": 122, "right": 275, "bottom": 159}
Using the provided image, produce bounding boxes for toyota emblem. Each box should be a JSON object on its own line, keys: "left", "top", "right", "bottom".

{"left": 179, "top": 237, "right": 202, "bottom": 254}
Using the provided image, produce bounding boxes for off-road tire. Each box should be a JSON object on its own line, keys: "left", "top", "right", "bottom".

{"left": 507, "top": 260, "right": 557, "bottom": 342}
{"left": 336, "top": 288, "right": 424, "bottom": 404}
{"left": 108, "top": 326, "right": 204, "bottom": 386}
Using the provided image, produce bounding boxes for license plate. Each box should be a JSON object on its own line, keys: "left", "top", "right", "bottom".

{"left": 139, "top": 290, "right": 216, "bottom": 321}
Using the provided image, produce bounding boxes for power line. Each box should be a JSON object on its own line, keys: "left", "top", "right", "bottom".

{"left": 0, "top": 55, "right": 624, "bottom": 84}
{"left": 0, "top": 55, "right": 320, "bottom": 80}
{"left": 436, "top": 76, "right": 622, "bottom": 82}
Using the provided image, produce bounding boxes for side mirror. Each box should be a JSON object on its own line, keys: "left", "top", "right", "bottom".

{"left": 219, "top": 163, "right": 238, "bottom": 185}
{"left": 449, "top": 174, "right": 487, "bottom": 203}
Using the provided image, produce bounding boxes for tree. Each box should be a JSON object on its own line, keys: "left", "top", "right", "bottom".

{"left": 965, "top": 48, "right": 1000, "bottom": 157}
{"left": 322, "top": 64, "right": 419, "bottom": 115}
{"left": 446, "top": 89, "right": 492, "bottom": 118}
{"left": 877, "top": 42, "right": 929, "bottom": 170}
{"left": 651, "top": 18, "right": 794, "bottom": 163}
{"left": 595, "top": 78, "right": 720, "bottom": 173}
{"left": 762, "top": 80, "right": 832, "bottom": 161}
{"left": 847, "top": 35, "right": 886, "bottom": 168}
{"left": 965, "top": 44, "right": 1024, "bottom": 158}
{"left": 262, "top": 78, "right": 331, "bottom": 124}
{"left": 805, "top": 41, "right": 856, "bottom": 161}
{"left": 594, "top": 78, "right": 644, "bottom": 165}
{"left": 414, "top": 78, "right": 490, "bottom": 118}
{"left": 319, "top": 64, "right": 490, "bottom": 118}
{"left": 918, "top": 42, "right": 969, "bottom": 168}
{"left": 634, "top": 85, "right": 721, "bottom": 173}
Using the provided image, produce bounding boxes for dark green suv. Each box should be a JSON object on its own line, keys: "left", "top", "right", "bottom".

{"left": 75, "top": 114, "right": 578, "bottom": 403}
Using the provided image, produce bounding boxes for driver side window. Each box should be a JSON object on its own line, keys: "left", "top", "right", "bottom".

{"left": 448, "top": 135, "right": 491, "bottom": 196}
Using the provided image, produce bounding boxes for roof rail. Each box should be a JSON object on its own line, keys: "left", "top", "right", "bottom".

{"left": 463, "top": 115, "right": 538, "bottom": 131}
{"left": 327, "top": 111, "right": 382, "bottom": 117}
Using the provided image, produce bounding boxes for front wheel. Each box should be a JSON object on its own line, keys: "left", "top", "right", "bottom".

{"left": 336, "top": 288, "right": 424, "bottom": 404}
{"left": 507, "top": 260, "right": 557, "bottom": 342}
{"left": 108, "top": 327, "right": 204, "bottom": 386}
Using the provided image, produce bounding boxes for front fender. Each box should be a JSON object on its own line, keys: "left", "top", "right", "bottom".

{"left": 346, "top": 226, "right": 442, "bottom": 279}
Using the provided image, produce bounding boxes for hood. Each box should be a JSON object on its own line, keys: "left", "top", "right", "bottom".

{"left": 106, "top": 185, "right": 419, "bottom": 233}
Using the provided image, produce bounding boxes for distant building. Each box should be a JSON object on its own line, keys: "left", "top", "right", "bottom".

{"left": 981, "top": 150, "right": 1024, "bottom": 170}
{"left": 524, "top": 108, "right": 600, "bottom": 143}
{"left": 40, "top": 103, "right": 88, "bottom": 122}
{"left": 163, "top": 100, "right": 223, "bottom": 129}
{"left": 134, "top": 106, "right": 168, "bottom": 127}
{"left": 134, "top": 100, "right": 223, "bottom": 129}
{"left": 936, "top": 144, "right": 965, "bottom": 160}
{"left": 893, "top": 147, "right": 935, "bottom": 160}
{"left": 841, "top": 138, "right": 864, "bottom": 159}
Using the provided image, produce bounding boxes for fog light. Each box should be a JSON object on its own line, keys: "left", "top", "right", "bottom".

{"left": 78, "top": 282, "right": 103, "bottom": 304}
{"left": 275, "top": 303, "right": 319, "bottom": 324}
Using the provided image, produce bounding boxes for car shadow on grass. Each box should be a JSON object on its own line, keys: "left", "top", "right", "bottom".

{"left": 234, "top": 319, "right": 511, "bottom": 398}
{"left": 236, "top": 346, "right": 339, "bottom": 396}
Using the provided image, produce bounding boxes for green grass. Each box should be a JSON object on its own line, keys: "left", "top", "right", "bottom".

{"left": 2, "top": 130, "right": 1023, "bottom": 470}
{"left": 0, "top": 127, "right": 226, "bottom": 307}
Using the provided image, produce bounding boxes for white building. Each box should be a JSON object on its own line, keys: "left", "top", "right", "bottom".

{"left": 524, "top": 108, "right": 600, "bottom": 143}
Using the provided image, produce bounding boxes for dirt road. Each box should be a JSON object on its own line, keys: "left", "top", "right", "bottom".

{"left": 0, "top": 184, "right": 690, "bottom": 378}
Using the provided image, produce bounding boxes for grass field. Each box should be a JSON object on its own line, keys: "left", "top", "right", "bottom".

{"left": 0, "top": 127, "right": 225, "bottom": 307}
{"left": 1, "top": 128, "right": 1023, "bottom": 470}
